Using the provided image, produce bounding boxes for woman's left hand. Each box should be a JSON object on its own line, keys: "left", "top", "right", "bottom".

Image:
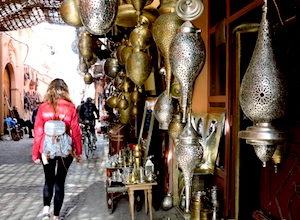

{"left": 75, "top": 155, "right": 83, "bottom": 163}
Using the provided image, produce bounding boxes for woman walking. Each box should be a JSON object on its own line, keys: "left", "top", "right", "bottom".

{"left": 32, "top": 78, "right": 82, "bottom": 220}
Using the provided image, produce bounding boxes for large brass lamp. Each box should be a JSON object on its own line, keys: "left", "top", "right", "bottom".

{"left": 239, "top": 1, "right": 287, "bottom": 167}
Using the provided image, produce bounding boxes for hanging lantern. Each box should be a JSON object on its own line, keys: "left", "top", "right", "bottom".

{"left": 169, "top": 21, "right": 206, "bottom": 123}
{"left": 176, "top": 113, "right": 203, "bottom": 213}
{"left": 154, "top": 90, "right": 174, "bottom": 130}
{"left": 79, "top": 0, "right": 118, "bottom": 35}
{"left": 239, "top": 1, "right": 287, "bottom": 167}
{"left": 152, "top": 10, "right": 184, "bottom": 95}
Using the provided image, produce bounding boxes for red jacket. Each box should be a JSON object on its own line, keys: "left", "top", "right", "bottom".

{"left": 32, "top": 98, "right": 82, "bottom": 161}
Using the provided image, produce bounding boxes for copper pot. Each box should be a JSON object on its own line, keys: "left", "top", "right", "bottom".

{"left": 60, "top": 0, "right": 83, "bottom": 27}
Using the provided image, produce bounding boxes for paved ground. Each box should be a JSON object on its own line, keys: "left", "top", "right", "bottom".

{"left": 0, "top": 134, "right": 183, "bottom": 220}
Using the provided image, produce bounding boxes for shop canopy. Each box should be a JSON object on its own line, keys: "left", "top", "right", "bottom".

{"left": 0, "top": 0, "right": 64, "bottom": 31}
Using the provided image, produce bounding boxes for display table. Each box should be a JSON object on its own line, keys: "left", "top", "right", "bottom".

{"left": 125, "top": 182, "right": 157, "bottom": 220}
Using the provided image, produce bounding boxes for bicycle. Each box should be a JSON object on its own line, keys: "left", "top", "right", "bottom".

{"left": 81, "top": 120, "right": 97, "bottom": 159}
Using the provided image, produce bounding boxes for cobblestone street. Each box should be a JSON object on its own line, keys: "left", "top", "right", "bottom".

{"left": 0, "top": 134, "right": 182, "bottom": 220}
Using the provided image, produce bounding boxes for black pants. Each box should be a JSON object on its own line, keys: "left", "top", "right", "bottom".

{"left": 42, "top": 155, "right": 73, "bottom": 216}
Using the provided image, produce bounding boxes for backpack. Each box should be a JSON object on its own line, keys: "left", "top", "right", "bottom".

{"left": 42, "top": 105, "right": 72, "bottom": 160}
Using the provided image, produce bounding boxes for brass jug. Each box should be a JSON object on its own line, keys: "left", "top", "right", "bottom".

{"left": 60, "top": 0, "right": 82, "bottom": 27}
{"left": 126, "top": 48, "right": 151, "bottom": 87}
{"left": 152, "top": 11, "right": 184, "bottom": 95}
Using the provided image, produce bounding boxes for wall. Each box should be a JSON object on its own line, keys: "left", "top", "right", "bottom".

{"left": 0, "top": 32, "right": 25, "bottom": 134}
{"left": 192, "top": 0, "right": 209, "bottom": 113}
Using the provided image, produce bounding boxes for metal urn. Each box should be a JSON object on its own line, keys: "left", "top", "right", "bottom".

{"left": 60, "top": 0, "right": 83, "bottom": 27}
{"left": 152, "top": 9, "right": 184, "bottom": 95}
{"left": 154, "top": 90, "right": 174, "bottom": 130}
{"left": 176, "top": 113, "right": 203, "bottom": 213}
{"left": 79, "top": 0, "right": 118, "bottom": 35}
{"left": 169, "top": 21, "right": 206, "bottom": 123}
{"left": 239, "top": 2, "right": 287, "bottom": 167}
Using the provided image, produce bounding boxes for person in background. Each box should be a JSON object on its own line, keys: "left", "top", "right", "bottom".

{"left": 32, "top": 78, "right": 82, "bottom": 220}
{"left": 79, "top": 97, "right": 99, "bottom": 143}
{"left": 32, "top": 102, "right": 41, "bottom": 125}
{"left": 76, "top": 100, "right": 85, "bottom": 122}
{"left": 12, "top": 106, "right": 34, "bottom": 138}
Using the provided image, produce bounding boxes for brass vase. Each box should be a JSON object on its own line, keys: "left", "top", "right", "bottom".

{"left": 176, "top": 113, "right": 203, "bottom": 213}
{"left": 169, "top": 21, "right": 206, "bottom": 123}
{"left": 126, "top": 49, "right": 151, "bottom": 87}
{"left": 152, "top": 11, "right": 183, "bottom": 95}
{"left": 154, "top": 90, "right": 174, "bottom": 130}
{"left": 79, "top": 0, "right": 118, "bottom": 35}
{"left": 60, "top": 0, "right": 83, "bottom": 27}
{"left": 239, "top": 2, "right": 287, "bottom": 167}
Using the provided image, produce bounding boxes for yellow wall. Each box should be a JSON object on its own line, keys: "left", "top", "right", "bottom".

{"left": 191, "top": 0, "right": 208, "bottom": 114}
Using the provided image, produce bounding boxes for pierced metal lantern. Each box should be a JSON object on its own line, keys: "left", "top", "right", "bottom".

{"left": 176, "top": 113, "right": 203, "bottom": 213}
{"left": 239, "top": 2, "right": 287, "bottom": 167}
{"left": 169, "top": 21, "right": 206, "bottom": 123}
{"left": 154, "top": 90, "right": 174, "bottom": 130}
{"left": 79, "top": 0, "right": 118, "bottom": 35}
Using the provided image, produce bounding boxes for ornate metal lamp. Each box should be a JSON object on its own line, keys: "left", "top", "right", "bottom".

{"left": 239, "top": 0, "right": 287, "bottom": 167}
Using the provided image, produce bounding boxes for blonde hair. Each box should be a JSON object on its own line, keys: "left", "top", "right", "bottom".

{"left": 44, "top": 78, "right": 72, "bottom": 108}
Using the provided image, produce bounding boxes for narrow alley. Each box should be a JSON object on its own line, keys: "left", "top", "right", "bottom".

{"left": 0, "top": 134, "right": 182, "bottom": 220}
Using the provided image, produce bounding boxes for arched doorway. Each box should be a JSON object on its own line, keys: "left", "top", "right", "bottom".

{"left": 3, "top": 65, "right": 12, "bottom": 118}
